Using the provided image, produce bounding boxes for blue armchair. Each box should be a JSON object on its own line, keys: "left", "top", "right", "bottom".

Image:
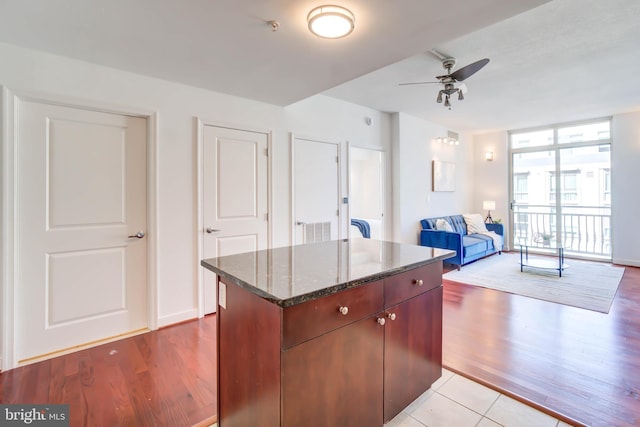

{"left": 420, "top": 215, "right": 503, "bottom": 270}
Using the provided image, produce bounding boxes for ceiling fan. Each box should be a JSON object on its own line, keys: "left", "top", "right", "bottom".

{"left": 400, "top": 50, "right": 490, "bottom": 109}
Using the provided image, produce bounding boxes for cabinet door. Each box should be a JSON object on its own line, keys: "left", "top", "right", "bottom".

{"left": 282, "top": 316, "right": 384, "bottom": 427}
{"left": 383, "top": 286, "right": 443, "bottom": 422}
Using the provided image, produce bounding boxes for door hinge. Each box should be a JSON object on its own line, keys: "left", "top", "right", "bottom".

{"left": 264, "top": 147, "right": 268, "bottom": 156}
{"left": 336, "top": 156, "right": 339, "bottom": 163}
{"left": 264, "top": 213, "right": 269, "bottom": 221}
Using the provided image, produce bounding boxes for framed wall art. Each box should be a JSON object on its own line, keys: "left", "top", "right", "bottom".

{"left": 432, "top": 160, "right": 455, "bottom": 192}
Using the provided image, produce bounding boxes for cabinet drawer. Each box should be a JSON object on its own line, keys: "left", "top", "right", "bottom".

{"left": 384, "top": 263, "right": 441, "bottom": 308}
{"left": 283, "top": 280, "right": 384, "bottom": 349}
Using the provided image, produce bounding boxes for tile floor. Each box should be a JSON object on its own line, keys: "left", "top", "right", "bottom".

{"left": 210, "top": 369, "right": 573, "bottom": 427}
{"left": 385, "top": 369, "right": 572, "bottom": 427}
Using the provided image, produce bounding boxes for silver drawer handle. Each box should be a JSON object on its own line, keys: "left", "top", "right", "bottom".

{"left": 338, "top": 306, "right": 349, "bottom": 316}
{"left": 128, "top": 231, "right": 145, "bottom": 239}
{"left": 414, "top": 279, "right": 424, "bottom": 286}
{"left": 377, "top": 317, "right": 386, "bottom": 326}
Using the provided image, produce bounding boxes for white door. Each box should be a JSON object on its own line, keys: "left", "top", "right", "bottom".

{"left": 293, "top": 137, "right": 340, "bottom": 244}
{"left": 16, "top": 100, "right": 148, "bottom": 363}
{"left": 202, "top": 125, "right": 269, "bottom": 313}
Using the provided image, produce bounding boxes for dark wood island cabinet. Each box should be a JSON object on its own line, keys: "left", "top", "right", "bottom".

{"left": 201, "top": 239, "right": 454, "bottom": 427}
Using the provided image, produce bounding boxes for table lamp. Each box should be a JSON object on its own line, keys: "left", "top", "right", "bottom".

{"left": 483, "top": 201, "right": 495, "bottom": 223}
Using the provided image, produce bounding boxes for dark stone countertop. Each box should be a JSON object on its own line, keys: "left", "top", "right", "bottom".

{"left": 201, "top": 239, "right": 455, "bottom": 308}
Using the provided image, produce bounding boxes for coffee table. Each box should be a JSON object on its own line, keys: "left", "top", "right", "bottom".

{"left": 518, "top": 244, "right": 568, "bottom": 277}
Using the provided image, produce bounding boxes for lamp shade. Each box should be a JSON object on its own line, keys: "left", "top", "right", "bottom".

{"left": 483, "top": 201, "right": 495, "bottom": 211}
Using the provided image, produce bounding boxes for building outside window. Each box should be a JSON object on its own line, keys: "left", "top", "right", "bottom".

{"left": 510, "top": 119, "right": 611, "bottom": 259}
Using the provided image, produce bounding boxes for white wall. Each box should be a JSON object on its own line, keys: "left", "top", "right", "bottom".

{"left": 0, "top": 41, "right": 393, "bottom": 350}
{"left": 471, "top": 131, "right": 510, "bottom": 249}
{"left": 611, "top": 111, "right": 640, "bottom": 266}
{"left": 391, "top": 113, "right": 473, "bottom": 244}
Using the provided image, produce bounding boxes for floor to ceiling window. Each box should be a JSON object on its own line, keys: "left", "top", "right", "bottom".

{"left": 509, "top": 119, "right": 612, "bottom": 260}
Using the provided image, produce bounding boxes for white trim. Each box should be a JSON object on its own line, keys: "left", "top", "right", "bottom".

{"left": 146, "top": 112, "right": 159, "bottom": 331}
{"left": 196, "top": 118, "right": 205, "bottom": 317}
{"left": 289, "top": 133, "right": 295, "bottom": 245}
{"left": 195, "top": 119, "right": 273, "bottom": 318}
{"left": 346, "top": 142, "right": 351, "bottom": 237}
{"left": 1, "top": 86, "right": 18, "bottom": 370}
{"left": 508, "top": 116, "right": 613, "bottom": 137}
{"left": 612, "top": 258, "right": 640, "bottom": 268}
{"left": 158, "top": 308, "right": 199, "bottom": 328}
{"left": 0, "top": 88, "right": 159, "bottom": 370}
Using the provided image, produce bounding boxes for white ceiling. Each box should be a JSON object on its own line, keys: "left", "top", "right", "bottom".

{"left": 325, "top": 0, "right": 640, "bottom": 132}
{"left": 1, "top": 0, "right": 639, "bottom": 133}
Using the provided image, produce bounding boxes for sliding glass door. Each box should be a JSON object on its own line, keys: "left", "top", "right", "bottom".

{"left": 510, "top": 119, "right": 611, "bottom": 260}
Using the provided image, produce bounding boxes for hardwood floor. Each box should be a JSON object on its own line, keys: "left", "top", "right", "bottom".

{"left": 0, "top": 317, "right": 216, "bottom": 427}
{"left": 2, "top": 261, "right": 637, "bottom": 427}
{"left": 443, "top": 262, "right": 640, "bottom": 427}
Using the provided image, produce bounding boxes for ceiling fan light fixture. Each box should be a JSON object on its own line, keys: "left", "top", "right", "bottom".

{"left": 458, "top": 89, "right": 464, "bottom": 101}
{"left": 307, "top": 5, "right": 355, "bottom": 39}
{"left": 436, "top": 91, "right": 443, "bottom": 103}
{"left": 444, "top": 95, "right": 451, "bottom": 108}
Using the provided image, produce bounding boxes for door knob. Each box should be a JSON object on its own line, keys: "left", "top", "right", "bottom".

{"left": 206, "top": 227, "right": 221, "bottom": 234}
{"left": 128, "top": 231, "right": 145, "bottom": 239}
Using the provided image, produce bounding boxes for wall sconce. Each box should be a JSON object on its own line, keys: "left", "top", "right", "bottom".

{"left": 435, "top": 130, "right": 459, "bottom": 145}
{"left": 483, "top": 200, "right": 495, "bottom": 223}
{"left": 485, "top": 151, "right": 494, "bottom": 161}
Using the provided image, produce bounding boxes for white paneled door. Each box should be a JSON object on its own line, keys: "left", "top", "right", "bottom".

{"left": 202, "top": 125, "right": 269, "bottom": 314}
{"left": 16, "top": 100, "right": 148, "bottom": 363}
{"left": 293, "top": 137, "right": 340, "bottom": 244}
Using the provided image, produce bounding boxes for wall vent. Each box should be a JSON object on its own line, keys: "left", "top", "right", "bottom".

{"left": 303, "top": 222, "right": 331, "bottom": 243}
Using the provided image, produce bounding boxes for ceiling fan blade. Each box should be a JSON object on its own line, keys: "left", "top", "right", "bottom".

{"left": 449, "top": 58, "right": 489, "bottom": 81}
{"left": 398, "top": 81, "right": 440, "bottom": 86}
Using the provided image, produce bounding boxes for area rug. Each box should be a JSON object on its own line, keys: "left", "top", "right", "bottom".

{"left": 443, "top": 252, "right": 624, "bottom": 313}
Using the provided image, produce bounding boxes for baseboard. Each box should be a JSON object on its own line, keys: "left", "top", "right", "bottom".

{"left": 158, "top": 308, "right": 198, "bottom": 328}
{"left": 18, "top": 328, "right": 149, "bottom": 367}
{"left": 612, "top": 257, "right": 640, "bottom": 267}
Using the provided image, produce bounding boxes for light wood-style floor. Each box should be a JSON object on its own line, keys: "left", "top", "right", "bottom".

{"left": 1, "top": 261, "right": 638, "bottom": 426}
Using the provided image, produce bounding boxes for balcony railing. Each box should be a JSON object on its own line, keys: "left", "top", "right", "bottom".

{"left": 512, "top": 204, "right": 611, "bottom": 258}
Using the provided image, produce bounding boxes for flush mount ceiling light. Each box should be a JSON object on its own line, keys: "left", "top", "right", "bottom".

{"left": 307, "top": 5, "right": 355, "bottom": 39}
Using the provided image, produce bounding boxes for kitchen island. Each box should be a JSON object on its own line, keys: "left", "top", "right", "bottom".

{"left": 201, "top": 239, "right": 455, "bottom": 427}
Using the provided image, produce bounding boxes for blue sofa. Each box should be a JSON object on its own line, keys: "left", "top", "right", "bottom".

{"left": 420, "top": 215, "right": 503, "bottom": 270}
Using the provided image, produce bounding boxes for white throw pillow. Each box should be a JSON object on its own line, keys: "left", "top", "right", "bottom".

{"left": 435, "top": 218, "right": 453, "bottom": 232}
{"left": 463, "top": 213, "right": 488, "bottom": 234}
